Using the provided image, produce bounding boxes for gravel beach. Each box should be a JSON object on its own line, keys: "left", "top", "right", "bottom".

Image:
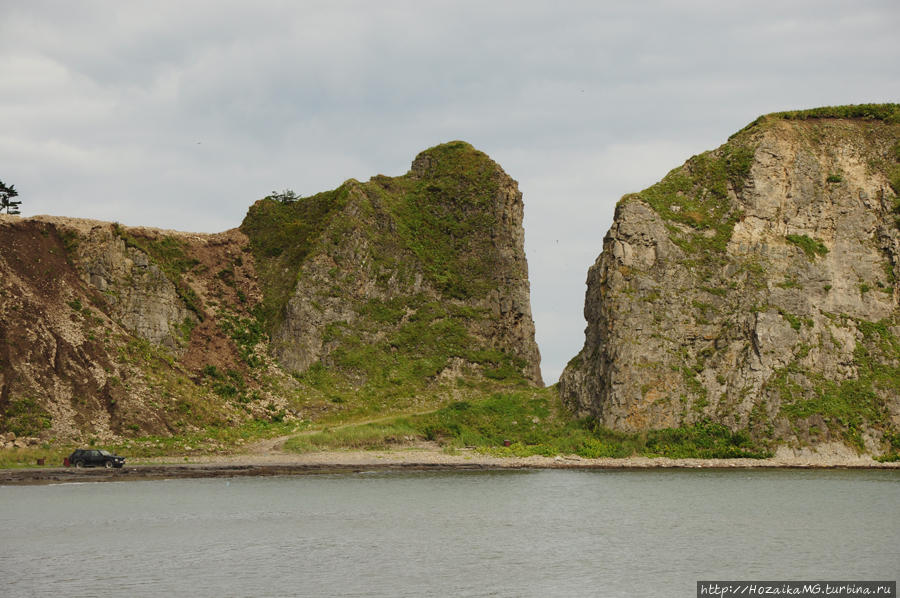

{"left": 3, "top": 442, "right": 898, "bottom": 485}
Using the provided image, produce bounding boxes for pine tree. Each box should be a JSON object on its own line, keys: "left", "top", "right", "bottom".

{"left": 0, "top": 180, "right": 20, "bottom": 214}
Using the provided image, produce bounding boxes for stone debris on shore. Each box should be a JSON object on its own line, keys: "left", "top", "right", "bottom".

{"left": 1, "top": 432, "right": 44, "bottom": 450}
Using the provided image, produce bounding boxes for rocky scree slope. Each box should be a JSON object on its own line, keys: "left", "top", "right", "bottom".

{"left": 560, "top": 105, "right": 900, "bottom": 455}
{"left": 0, "top": 218, "right": 276, "bottom": 443}
{"left": 0, "top": 141, "right": 541, "bottom": 443}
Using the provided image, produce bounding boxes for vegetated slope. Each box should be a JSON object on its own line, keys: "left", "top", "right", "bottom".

{"left": 241, "top": 141, "right": 542, "bottom": 408}
{"left": 0, "top": 141, "right": 542, "bottom": 446}
{"left": 0, "top": 217, "right": 295, "bottom": 444}
{"left": 560, "top": 104, "right": 900, "bottom": 456}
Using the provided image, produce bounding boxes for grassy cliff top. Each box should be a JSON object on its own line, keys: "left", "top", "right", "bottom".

{"left": 732, "top": 103, "right": 900, "bottom": 139}
{"left": 769, "top": 103, "right": 900, "bottom": 122}
{"left": 409, "top": 140, "right": 503, "bottom": 186}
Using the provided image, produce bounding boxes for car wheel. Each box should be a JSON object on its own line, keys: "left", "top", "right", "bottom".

{"left": 104, "top": 460, "right": 113, "bottom": 469}
{"left": 75, "top": 460, "right": 84, "bottom": 468}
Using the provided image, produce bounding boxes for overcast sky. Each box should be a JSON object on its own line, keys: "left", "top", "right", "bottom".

{"left": 2, "top": 1, "right": 898, "bottom": 383}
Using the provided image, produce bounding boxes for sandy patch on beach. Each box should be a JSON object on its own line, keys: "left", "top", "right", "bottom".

{"left": 139, "top": 441, "right": 899, "bottom": 470}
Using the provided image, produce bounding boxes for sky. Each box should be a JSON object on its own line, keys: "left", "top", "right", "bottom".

{"left": 2, "top": 1, "right": 899, "bottom": 383}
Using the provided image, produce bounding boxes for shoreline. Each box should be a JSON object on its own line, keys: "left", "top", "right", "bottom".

{"left": 3, "top": 448, "right": 898, "bottom": 485}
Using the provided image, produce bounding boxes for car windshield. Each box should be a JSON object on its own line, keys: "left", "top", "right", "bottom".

{"left": 98, "top": 450, "right": 113, "bottom": 456}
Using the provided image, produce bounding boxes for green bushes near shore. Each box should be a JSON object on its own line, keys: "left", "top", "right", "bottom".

{"left": 1, "top": 392, "right": 772, "bottom": 465}
{"left": 285, "top": 421, "right": 422, "bottom": 452}
{"left": 0, "top": 398, "right": 53, "bottom": 437}
{"left": 111, "top": 419, "right": 307, "bottom": 458}
{"left": 0, "top": 419, "right": 309, "bottom": 467}
{"left": 877, "top": 432, "right": 900, "bottom": 463}
{"left": 284, "top": 389, "right": 773, "bottom": 459}
{"left": 0, "top": 446, "right": 70, "bottom": 469}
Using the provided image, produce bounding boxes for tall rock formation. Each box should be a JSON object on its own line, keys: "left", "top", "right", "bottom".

{"left": 241, "top": 140, "right": 542, "bottom": 387}
{"left": 560, "top": 105, "right": 900, "bottom": 454}
{"left": 0, "top": 141, "right": 541, "bottom": 442}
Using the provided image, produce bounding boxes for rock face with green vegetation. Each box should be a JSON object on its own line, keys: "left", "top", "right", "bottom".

{"left": 241, "top": 141, "right": 542, "bottom": 390}
{"left": 560, "top": 105, "right": 900, "bottom": 456}
{"left": 0, "top": 141, "right": 542, "bottom": 444}
{"left": 0, "top": 216, "right": 287, "bottom": 442}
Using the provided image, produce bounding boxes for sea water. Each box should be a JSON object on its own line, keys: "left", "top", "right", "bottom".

{"left": 1, "top": 469, "right": 898, "bottom": 597}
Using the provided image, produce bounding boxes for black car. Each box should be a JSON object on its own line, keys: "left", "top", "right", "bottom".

{"left": 65, "top": 449, "right": 126, "bottom": 469}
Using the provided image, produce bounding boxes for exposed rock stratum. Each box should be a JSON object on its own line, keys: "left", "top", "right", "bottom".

{"left": 560, "top": 105, "right": 900, "bottom": 454}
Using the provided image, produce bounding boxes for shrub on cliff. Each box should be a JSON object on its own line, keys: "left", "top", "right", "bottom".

{"left": 0, "top": 179, "right": 20, "bottom": 214}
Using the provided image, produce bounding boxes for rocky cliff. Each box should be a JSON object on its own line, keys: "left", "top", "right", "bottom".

{"left": 0, "top": 141, "right": 541, "bottom": 443}
{"left": 241, "top": 141, "right": 541, "bottom": 389}
{"left": 0, "top": 218, "right": 274, "bottom": 443}
{"left": 560, "top": 105, "right": 900, "bottom": 454}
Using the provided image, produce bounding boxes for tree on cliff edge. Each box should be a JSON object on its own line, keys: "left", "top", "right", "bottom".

{"left": 0, "top": 180, "right": 20, "bottom": 214}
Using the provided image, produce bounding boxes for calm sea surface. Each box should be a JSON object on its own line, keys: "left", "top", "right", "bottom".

{"left": 1, "top": 469, "right": 898, "bottom": 597}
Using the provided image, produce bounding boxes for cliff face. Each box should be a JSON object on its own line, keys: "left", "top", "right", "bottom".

{"left": 0, "top": 218, "right": 280, "bottom": 442}
{"left": 0, "top": 141, "right": 542, "bottom": 443}
{"left": 241, "top": 141, "right": 542, "bottom": 388}
{"left": 560, "top": 106, "right": 900, "bottom": 454}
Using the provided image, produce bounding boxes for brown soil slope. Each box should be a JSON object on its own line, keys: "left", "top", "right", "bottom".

{"left": 0, "top": 215, "right": 289, "bottom": 442}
